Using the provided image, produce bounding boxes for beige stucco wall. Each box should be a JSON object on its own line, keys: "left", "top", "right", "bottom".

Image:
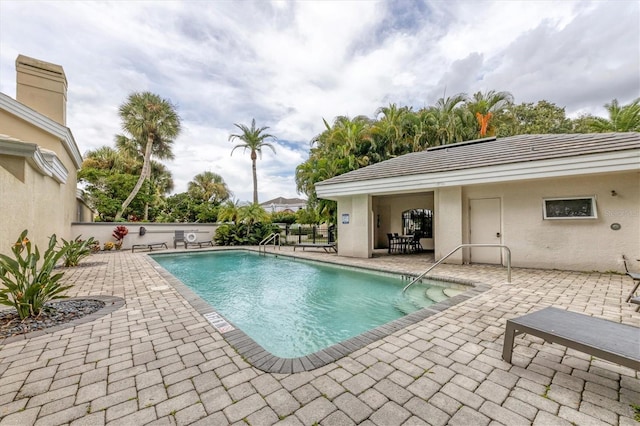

{"left": 434, "top": 186, "right": 464, "bottom": 264}
{"left": 70, "top": 223, "right": 220, "bottom": 251}
{"left": 459, "top": 171, "right": 639, "bottom": 272}
{"left": 0, "top": 152, "right": 72, "bottom": 253}
{"left": 336, "top": 195, "right": 372, "bottom": 257}
{"left": 332, "top": 170, "right": 638, "bottom": 272}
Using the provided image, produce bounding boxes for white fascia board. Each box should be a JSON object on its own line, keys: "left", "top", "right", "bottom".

{"left": 0, "top": 138, "right": 52, "bottom": 178}
{"left": 41, "top": 149, "right": 69, "bottom": 183}
{"left": 316, "top": 149, "right": 640, "bottom": 198}
{"left": 0, "top": 92, "right": 83, "bottom": 169}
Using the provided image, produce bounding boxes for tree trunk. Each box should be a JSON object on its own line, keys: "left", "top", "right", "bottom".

{"left": 251, "top": 150, "right": 258, "bottom": 204}
{"left": 115, "top": 134, "right": 154, "bottom": 220}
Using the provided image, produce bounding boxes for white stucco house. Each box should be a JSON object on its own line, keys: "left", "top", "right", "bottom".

{"left": 0, "top": 55, "right": 90, "bottom": 254}
{"left": 315, "top": 133, "right": 640, "bottom": 272}
{"left": 260, "top": 197, "right": 307, "bottom": 213}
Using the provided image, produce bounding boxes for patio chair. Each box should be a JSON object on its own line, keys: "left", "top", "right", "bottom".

{"left": 173, "top": 230, "right": 185, "bottom": 249}
{"left": 387, "top": 233, "right": 398, "bottom": 254}
{"left": 408, "top": 233, "right": 423, "bottom": 253}
{"left": 623, "top": 255, "right": 640, "bottom": 311}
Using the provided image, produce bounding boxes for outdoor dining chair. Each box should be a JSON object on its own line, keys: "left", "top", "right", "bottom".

{"left": 173, "top": 230, "right": 185, "bottom": 249}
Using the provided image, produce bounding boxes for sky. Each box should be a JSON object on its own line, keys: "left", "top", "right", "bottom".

{"left": 1, "top": 1, "right": 639, "bottom": 203}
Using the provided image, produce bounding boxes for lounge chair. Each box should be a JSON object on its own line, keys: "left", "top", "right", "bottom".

{"left": 173, "top": 230, "right": 185, "bottom": 249}
{"left": 503, "top": 307, "right": 640, "bottom": 370}
{"left": 623, "top": 255, "right": 640, "bottom": 311}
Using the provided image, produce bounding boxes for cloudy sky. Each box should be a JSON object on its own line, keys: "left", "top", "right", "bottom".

{"left": 1, "top": 1, "right": 638, "bottom": 203}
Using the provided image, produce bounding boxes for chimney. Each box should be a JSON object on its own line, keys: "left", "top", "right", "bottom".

{"left": 15, "top": 55, "right": 68, "bottom": 126}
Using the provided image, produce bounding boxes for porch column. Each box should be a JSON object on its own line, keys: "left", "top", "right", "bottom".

{"left": 336, "top": 194, "right": 372, "bottom": 258}
{"left": 434, "top": 186, "right": 463, "bottom": 264}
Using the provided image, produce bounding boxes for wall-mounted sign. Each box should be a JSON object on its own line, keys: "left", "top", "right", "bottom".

{"left": 341, "top": 213, "right": 350, "bottom": 224}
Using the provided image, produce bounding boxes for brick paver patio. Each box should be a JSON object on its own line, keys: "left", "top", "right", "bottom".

{"left": 0, "top": 247, "right": 638, "bottom": 425}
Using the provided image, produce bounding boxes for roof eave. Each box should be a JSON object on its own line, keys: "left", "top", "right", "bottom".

{"left": 315, "top": 149, "right": 640, "bottom": 199}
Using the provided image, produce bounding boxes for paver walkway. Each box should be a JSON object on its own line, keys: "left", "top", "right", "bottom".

{"left": 0, "top": 247, "right": 638, "bottom": 425}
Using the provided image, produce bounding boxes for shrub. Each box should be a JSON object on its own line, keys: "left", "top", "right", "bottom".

{"left": 214, "top": 222, "right": 279, "bottom": 246}
{"left": 112, "top": 225, "right": 128, "bottom": 250}
{"left": 0, "top": 230, "right": 72, "bottom": 319}
{"left": 103, "top": 242, "right": 115, "bottom": 251}
{"left": 60, "top": 236, "right": 96, "bottom": 267}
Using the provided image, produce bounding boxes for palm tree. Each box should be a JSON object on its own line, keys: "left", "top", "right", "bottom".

{"left": 188, "top": 171, "right": 231, "bottom": 204}
{"left": 115, "top": 92, "right": 181, "bottom": 220}
{"left": 218, "top": 199, "right": 240, "bottom": 223}
{"left": 229, "top": 119, "right": 276, "bottom": 204}
{"left": 588, "top": 98, "right": 640, "bottom": 132}
{"left": 426, "top": 93, "right": 470, "bottom": 145}
{"left": 465, "top": 90, "right": 514, "bottom": 137}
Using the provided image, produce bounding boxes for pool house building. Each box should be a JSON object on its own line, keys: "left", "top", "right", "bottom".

{"left": 315, "top": 132, "right": 640, "bottom": 272}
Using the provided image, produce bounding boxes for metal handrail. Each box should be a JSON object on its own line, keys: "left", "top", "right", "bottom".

{"left": 259, "top": 233, "right": 281, "bottom": 255}
{"left": 402, "top": 244, "right": 511, "bottom": 293}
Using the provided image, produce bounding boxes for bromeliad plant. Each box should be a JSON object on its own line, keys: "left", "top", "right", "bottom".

{"left": 60, "top": 236, "right": 96, "bottom": 267}
{"left": 0, "top": 230, "right": 72, "bottom": 319}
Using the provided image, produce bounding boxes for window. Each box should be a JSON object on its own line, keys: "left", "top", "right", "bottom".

{"left": 543, "top": 196, "right": 597, "bottom": 219}
{"left": 402, "top": 209, "right": 433, "bottom": 237}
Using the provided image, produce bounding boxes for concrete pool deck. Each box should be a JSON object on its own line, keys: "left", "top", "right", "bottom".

{"left": 0, "top": 247, "right": 638, "bottom": 425}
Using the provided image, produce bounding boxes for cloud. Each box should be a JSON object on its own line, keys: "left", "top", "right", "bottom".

{"left": 1, "top": 0, "right": 638, "bottom": 202}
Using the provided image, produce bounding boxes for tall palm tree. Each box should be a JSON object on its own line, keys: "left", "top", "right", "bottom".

{"left": 115, "top": 92, "right": 181, "bottom": 220}
{"left": 188, "top": 171, "right": 231, "bottom": 204}
{"left": 229, "top": 119, "right": 276, "bottom": 204}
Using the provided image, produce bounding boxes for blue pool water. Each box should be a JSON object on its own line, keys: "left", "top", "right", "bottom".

{"left": 152, "top": 250, "right": 463, "bottom": 358}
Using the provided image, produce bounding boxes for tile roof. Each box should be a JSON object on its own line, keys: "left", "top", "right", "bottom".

{"left": 316, "top": 132, "right": 640, "bottom": 186}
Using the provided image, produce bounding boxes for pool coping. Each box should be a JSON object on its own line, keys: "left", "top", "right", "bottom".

{"left": 146, "top": 250, "right": 491, "bottom": 374}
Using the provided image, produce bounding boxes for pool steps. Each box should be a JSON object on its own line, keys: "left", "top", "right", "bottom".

{"left": 395, "top": 283, "right": 466, "bottom": 315}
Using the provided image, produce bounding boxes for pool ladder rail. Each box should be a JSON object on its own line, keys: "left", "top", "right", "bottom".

{"left": 259, "top": 232, "right": 282, "bottom": 255}
{"left": 402, "top": 244, "right": 511, "bottom": 293}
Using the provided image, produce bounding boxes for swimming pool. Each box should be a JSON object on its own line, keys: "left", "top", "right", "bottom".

{"left": 152, "top": 250, "right": 470, "bottom": 360}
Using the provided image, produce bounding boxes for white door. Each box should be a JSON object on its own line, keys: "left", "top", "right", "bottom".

{"left": 469, "top": 198, "right": 502, "bottom": 264}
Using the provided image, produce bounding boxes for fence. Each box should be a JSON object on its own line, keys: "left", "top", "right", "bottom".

{"left": 279, "top": 224, "right": 336, "bottom": 245}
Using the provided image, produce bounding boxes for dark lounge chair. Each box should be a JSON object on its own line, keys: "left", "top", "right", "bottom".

{"left": 503, "top": 307, "right": 640, "bottom": 370}
{"left": 623, "top": 255, "right": 640, "bottom": 311}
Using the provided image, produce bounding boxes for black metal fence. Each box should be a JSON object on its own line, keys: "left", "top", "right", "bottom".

{"left": 277, "top": 224, "right": 336, "bottom": 245}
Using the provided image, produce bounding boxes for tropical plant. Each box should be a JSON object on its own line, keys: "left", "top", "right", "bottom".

{"left": 188, "top": 171, "right": 231, "bottom": 205}
{"left": 586, "top": 98, "right": 640, "bottom": 132}
{"left": 271, "top": 211, "right": 297, "bottom": 224}
{"left": 0, "top": 230, "right": 72, "bottom": 319}
{"left": 214, "top": 222, "right": 279, "bottom": 246}
{"left": 218, "top": 199, "right": 241, "bottom": 223}
{"left": 465, "top": 90, "right": 514, "bottom": 137}
{"left": 60, "top": 236, "right": 96, "bottom": 267}
{"left": 112, "top": 226, "right": 128, "bottom": 249}
{"left": 229, "top": 118, "right": 277, "bottom": 204}
{"left": 115, "top": 92, "right": 181, "bottom": 220}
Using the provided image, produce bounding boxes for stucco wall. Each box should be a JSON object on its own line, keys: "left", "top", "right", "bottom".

{"left": 0, "top": 154, "right": 71, "bottom": 253}
{"left": 336, "top": 195, "right": 372, "bottom": 257}
{"left": 70, "top": 223, "right": 220, "bottom": 251}
{"left": 460, "top": 171, "right": 639, "bottom": 272}
{"left": 434, "top": 186, "right": 464, "bottom": 264}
